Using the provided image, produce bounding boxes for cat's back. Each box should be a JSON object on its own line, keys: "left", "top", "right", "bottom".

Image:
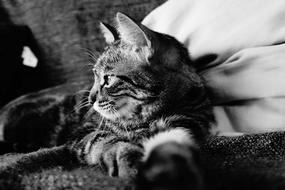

{"left": 0, "top": 81, "right": 93, "bottom": 153}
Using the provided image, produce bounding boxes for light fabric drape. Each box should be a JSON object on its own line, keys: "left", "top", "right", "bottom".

{"left": 143, "top": 0, "right": 285, "bottom": 133}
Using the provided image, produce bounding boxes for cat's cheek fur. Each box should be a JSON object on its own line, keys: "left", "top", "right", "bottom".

{"left": 93, "top": 102, "right": 118, "bottom": 121}
{"left": 142, "top": 128, "right": 195, "bottom": 161}
{"left": 116, "top": 98, "right": 137, "bottom": 118}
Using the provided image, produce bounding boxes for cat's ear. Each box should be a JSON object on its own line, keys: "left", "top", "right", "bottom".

{"left": 115, "top": 12, "right": 153, "bottom": 49}
{"left": 99, "top": 22, "right": 119, "bottom": 44}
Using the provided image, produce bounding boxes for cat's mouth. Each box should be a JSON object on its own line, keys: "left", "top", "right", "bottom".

{"left": 93, "top": 98, "right": 146, "bottom": 122}
{"left": 93, "top": 101, "right": 119, "bottom": 120}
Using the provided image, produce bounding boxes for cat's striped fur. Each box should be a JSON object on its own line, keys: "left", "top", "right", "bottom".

{"left": 0, "top": 13, "right": 214, "bottom": 190}
{"left": 70, "top": 13, "right": 214, "bottom": 189}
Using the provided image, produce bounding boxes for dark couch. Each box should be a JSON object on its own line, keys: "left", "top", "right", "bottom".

{"left": 0, "top": 0, "right": 165, "bottom": 104}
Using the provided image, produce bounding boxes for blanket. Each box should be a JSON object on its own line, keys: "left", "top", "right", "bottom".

{"left": 1, "top": 132, "right": 285, "bottom": 190}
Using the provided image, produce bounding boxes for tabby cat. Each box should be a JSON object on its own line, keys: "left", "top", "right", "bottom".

{"left": 0, "top": 13, "right": 214, "bottom": 190}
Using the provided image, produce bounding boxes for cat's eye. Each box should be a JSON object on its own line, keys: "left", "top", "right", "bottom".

{"left": 117, "top": 75, "right": 138, "bottom": 87}
{"left": 104, "top": 75, "right": 110, "bottom": 85}
{"left": 102, "top": 74, "right": 116, "bottom": 88}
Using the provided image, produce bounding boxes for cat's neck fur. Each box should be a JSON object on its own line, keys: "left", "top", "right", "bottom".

{"left": 103, "top": 85, "right": 213, "bottom": 140}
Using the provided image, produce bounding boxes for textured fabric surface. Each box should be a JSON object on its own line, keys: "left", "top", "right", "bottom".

{"left": 1, "top": 132, "right": 285, "bottom": 189}
{"left": 202, "top": 132, "right": 285, "bottom": 190}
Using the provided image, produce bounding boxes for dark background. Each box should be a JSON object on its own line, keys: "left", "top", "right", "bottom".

{"left": 0, "top": 0, "right": 165, "bottom": 107}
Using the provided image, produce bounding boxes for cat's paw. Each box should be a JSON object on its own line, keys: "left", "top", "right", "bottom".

{"left": 71, "top": 132, "right": 143, "bottom": 178}
{"left": 137, "top": 142, "right": 204, "bottom": 190}
{"left": 101, "top": 142, "right": 143, "bottom": 178}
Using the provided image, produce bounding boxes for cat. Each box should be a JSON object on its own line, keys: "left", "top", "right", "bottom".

{"left": 0, "top": 13, "right": 214, "bottom": 190}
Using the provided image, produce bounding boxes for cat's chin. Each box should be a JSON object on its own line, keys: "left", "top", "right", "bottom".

{"left": 93, "top": 102, "right": 151, "bottom": 126}
{"left": 99, "top": 112, "right": 117, "bottom": 121}
{"left": 92, "top": 103, "right": 118, "bottom": 121}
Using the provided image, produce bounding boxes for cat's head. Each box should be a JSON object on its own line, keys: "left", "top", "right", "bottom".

{"left": 89, "top": 13, "right": 204, "bottom": 127}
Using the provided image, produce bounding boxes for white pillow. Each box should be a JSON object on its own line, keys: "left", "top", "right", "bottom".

{"left": 143, "top": 0, "right": 285, "bottom": 133}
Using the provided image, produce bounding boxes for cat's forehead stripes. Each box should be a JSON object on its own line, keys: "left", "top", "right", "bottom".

{"left": 95, "top": 43, "right": 146, "bottom": 75}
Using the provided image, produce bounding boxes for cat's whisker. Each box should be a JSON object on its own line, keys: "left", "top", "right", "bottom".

{"left": 124, "top": 125, "right": 130, "bottom": 138}
{"left": 65, "top": 101, "right": 91, "bottom": 118}
{"left": 74, "top": 102, "right": 91, "bottom": 112}
{"left": 80, "top": 47, "right": 99, "bottom": 56}
{"left": 84, "top": 63, "right": 94, "bottom": 67}
{"left": 82, "top": 94, "right": 92, "bottom": 98}
{"left": 79, "top": 47, "right": 100, "bottom": 67}
{"left": 122, "top": 124, "right": 130, "bottom": 139}
{"left": 76, "top": 89, "right": 91, "bottom": 94}
{"left": 111, "top": 108, "right": 119, "bottom": 118}
{"left": 78, "top": 97, "right": 91, "bottom": 103}
{"left": 82, "top": 109, "right": 94, "bottom": 123}
{"left": 77, "top": 102, "right": 91, "bottom": 110}
{"left": 83, "top": 49, "right": 100, "bottom": 63}
{"left": 95, "top": 117, "right": 105, "bottom": 134}
{"left": 80, "top": 97, "right": 89, "bottom": 102}
{"left": 74, "top": 95, "right": 89, "bottom": 101}
{"left": 74, "top": 101, "right": 90, "bottom": 108}
{"left": 77, "top": 103, "right": 91, "bottom": 111}
{"left": 112, "top": 108, "right": 130, "bottom": 138}
{"left": 77, "top": 98, "right": 90, "bottom": 105}
{"left": 85, "top": 62, "right": 95, "bottom": 66}
{"left": 82, "top": 64, "right": 95, "bottom": 69}
{"left": 77, "top": 63, "right": 94, "bottom": 69}
{"left": 83, "top": 107, "right": 95, "bottom": 121}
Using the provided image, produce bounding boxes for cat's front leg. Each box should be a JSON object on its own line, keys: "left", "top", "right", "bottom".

{"left": 137, "top": 128, "right": 204, "bottom": 190}
{"left": 70, "top": 131, "right": 143, "bottom": 178}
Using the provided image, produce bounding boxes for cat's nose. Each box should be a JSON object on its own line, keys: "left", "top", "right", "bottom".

{"left": 88, "top": 92, "right": 97, "bottom": 104}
